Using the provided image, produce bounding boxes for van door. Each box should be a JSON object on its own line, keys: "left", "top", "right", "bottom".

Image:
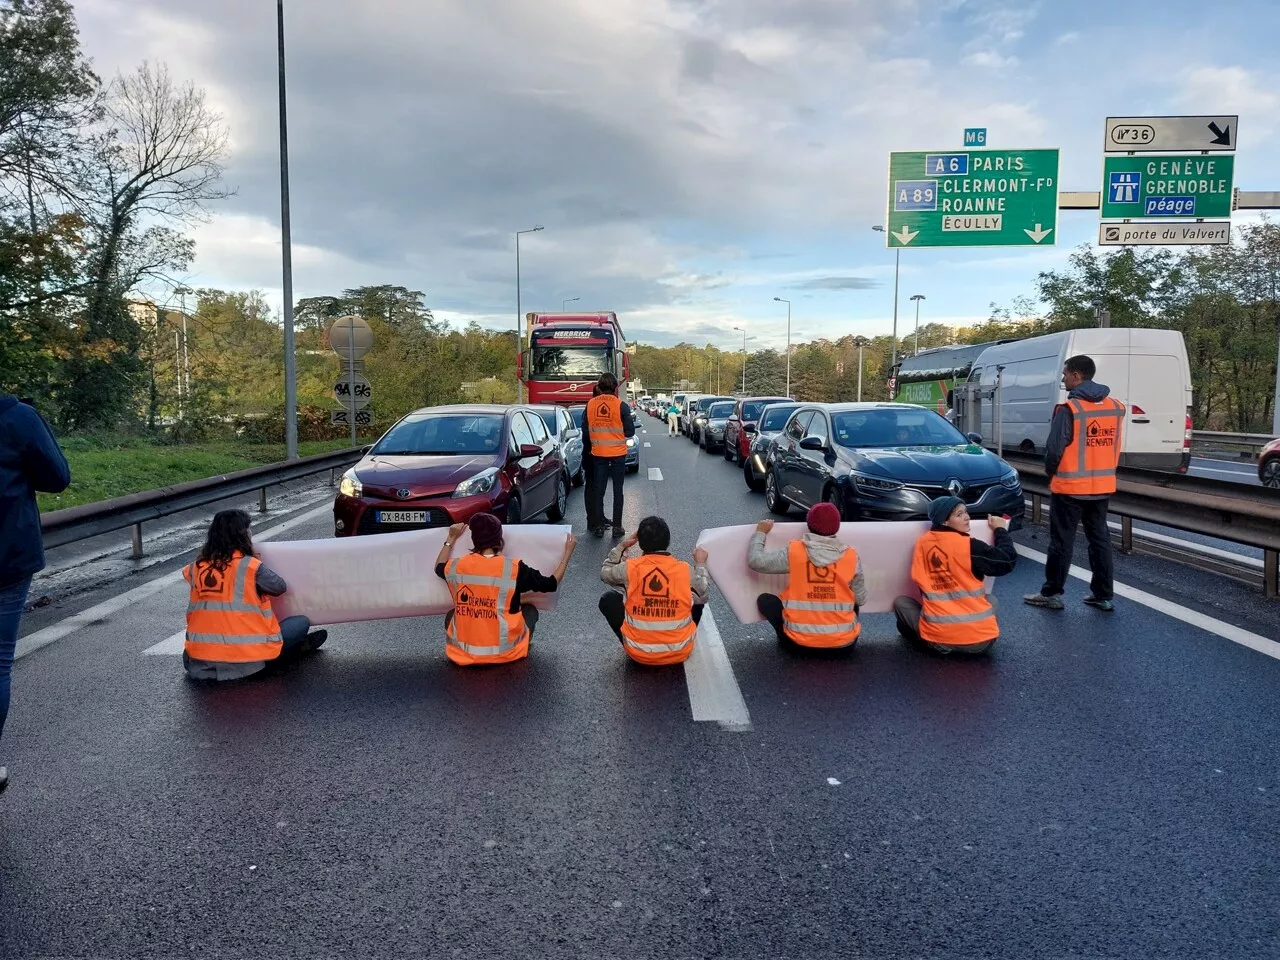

{"left": 1123, "top": 353, "right": 1187, "bottom": 470}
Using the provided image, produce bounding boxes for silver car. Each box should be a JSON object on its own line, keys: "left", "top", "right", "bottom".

{"left": 567, "top": 406, "right": 640, "bottom": 474}
{"left": 531, "top": 405, "right": 585, "bottom": 486}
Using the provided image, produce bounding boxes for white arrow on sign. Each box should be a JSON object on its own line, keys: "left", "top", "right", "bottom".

{"left": 1024, "top": 223, "right": 1053, "bottom": 244}
{"left": 892, "top": 226, "right": 919, "bottom": 245}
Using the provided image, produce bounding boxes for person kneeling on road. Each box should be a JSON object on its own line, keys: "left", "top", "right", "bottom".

{"left": 893, "top": 497, "right": 1017, "bottom": 656}
{"left": 748, "top": 503, "right": 865, "bottom": 650}
{"left": 183, "top": 509, "right": 327, "bottom": 682}
{"left": 598, "top": 516, "right": 708, "bottom": 666}
{"left": 437, "top": 513, "right": 576, "bottom": 666}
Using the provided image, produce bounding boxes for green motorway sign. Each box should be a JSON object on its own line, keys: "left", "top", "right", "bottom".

{"left": 1100, "top": 154, "right": 1235, "bottom": 220}
{"left": 885, "top": 148, "right": 1060, "bottom": 248}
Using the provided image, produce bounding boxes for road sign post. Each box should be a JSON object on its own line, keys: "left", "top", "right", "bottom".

{"left": 885, "top": 148, "right": 1060, "bottom": 248}
{"left": 1101, "top": 154, "right": 1235, "bottom": 220}
{"left": 329, "top": 315, "right": 373, "bottom": 445}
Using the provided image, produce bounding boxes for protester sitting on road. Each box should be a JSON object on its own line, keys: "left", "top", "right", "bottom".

{"left": 436, "top": 512, "right": 575, "bottom": 666}
{"left": 0, "top": 394, "right": 71, "bottom": 795}
{"left": 894, "top": 497, "right": 1017, "bottom": 656}
{"left": 748, "top": 503, "right": 865, "bottom": 650}
{"left": 183, "top": 509, "right": 327, "bottom": 682}
{"left": 599, "top": 516, "right": 708, "bottom": 666}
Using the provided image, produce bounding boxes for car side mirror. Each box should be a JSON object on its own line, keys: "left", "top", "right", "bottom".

{"left": 519, "top": 443, "right": 543, "bottom": 458}
{"left": 565, "top": 428, "right": 581, "bottom": 440}
{"left": 966, "top": 432, "right": 983, "bottom": 444}
{"left": 799, "top": 435, "right": 826, "bottom": 451}
{"left": 743, "top": 423, "right": 757, "bottom": 434}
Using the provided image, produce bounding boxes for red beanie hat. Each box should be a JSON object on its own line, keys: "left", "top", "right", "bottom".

{"left": 468, "top": 512, "right": 504, "bottom": 552}
{"left": 806, "top": 502, "right": 841, "bottom": 537}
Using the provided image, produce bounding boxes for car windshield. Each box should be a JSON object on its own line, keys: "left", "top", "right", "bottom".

{"left": 831, "top": 409, "right": 967, "bottom": 449}
{"left": 534, "top": 409, "right": 559, "bottom": 434}
{"left": 697, "top": 397, "right": 727, "bottom": 413}
{"left": 708, "top": 402, "right": 735, "bottom": 418}
{"left": 372, "top": 413, "right": 505, "bottom": 455}
{"left": 760, "top": 405, "right": 799, "bottom": 431}
{"left": 742, "top": 400, "right": 781, "bottom": 420}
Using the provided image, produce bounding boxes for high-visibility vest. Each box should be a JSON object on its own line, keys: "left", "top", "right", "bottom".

{"left": 621, "top": 553, "right": 697, "bottom": 666}
{"left": 910, "top": 530, "right": 999, "bottom": 646}
{"left": 183, "top": 553, "right": 283, "bottom": 663}
{"left": 586, "top": 394, "right": 628, "bottom": 457}
{"left": 1050, "top": 396, "right": 1126, "bottom": 496}
{"left": 780, "top": 541, "right": 861, "bottom": 648}
{"left": 444, "top": 553, "right": 530, "bottom": 666}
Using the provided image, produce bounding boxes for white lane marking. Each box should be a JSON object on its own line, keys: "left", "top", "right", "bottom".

{"left": 683, "top": 608, "right": 751, "bottom": 730}
{"left": 17, "top": 500, "right": 335, "bottom": 661}
{"left": 647, "top": 468, "right": 663, "bottom": 481}
{"left": 643, "top": 442, "right": 651, "bottom": 448}
{"left": 641, "top": 429, "right": 647, "bottom": 434}
{"left": 144, "top": 631, "right": 185, "bottom": 655}
{"left": 1014, "top": 545, "right": 1279, "bottom": 661}
{"left": 1192, "top": 465, "right": 1256, "bottom": 479}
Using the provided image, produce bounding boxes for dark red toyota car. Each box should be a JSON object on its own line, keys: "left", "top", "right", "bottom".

{"left": 333, "top": 404, "right": 568, "bottom": 536}
{"left": 723, "top": 396, "right": 791, "bottom": 465}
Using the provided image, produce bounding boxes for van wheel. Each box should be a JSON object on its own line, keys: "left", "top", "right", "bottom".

{"left": 546, "top": 474, "right": 568, "bottom": 522}
{"left": 1019, "top": 440, "right": 1036, "bottom": 454}
{"left": 765, "top": 469, "right": 790, "bottom": 515}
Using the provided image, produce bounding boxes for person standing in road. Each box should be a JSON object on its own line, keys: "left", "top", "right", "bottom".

{"left": 894, "top": 497, "right": 1017, "bottom": 655}
{"left": 598, "top": 516, "right": 708, "bottom": 666}
{"left": 0, "top": 395, "right": 71, "bottom": 795}
{"left": 667, "top": 400, "right": 680, "bottom": 436}
{"left": 1024, "top": 355, "right": 1125, "bottom": 612}
{"left": 436, "top": 512, "right": 576, "bottom": 666}
{"left": 748, "top": 503, "right": 866, "bottom": 650}
{"left": 585, "top": 372, "right": 635, "bottom": 538}
{"left": 580, "top": 385, "right": 602, "bottom": 534}
{"left": 183, "top": 509, "right": 328, "bottom": 681}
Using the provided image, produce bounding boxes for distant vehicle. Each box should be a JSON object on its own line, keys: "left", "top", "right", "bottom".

{"left": 699, "top": 400, "right": 737, "bottom": 453}
{"left": 1259, "top": 437, "right": 1280, "bottom": 488}
{"left": 956, "top": 328, "right": 1193, "bottom": 473}
{"left": 334, "top": 405, "right": 568, "bottom": 535}
{"left": 723, "top": 395, "right": 791, "bottom": 465}
{"left": 743, "top": 402, "right": 801, "bottom": 491}
{"left": 678, "top": 394, "right": 705, "bottom": 435}
{"left": 529, "top": 404, "right": 585, "bottom": 486}
{"left": 893, "top": 341, "right": 1012, "bottom": 413}
{"left": 519, "top": 312, "right": 627, "bottom": 406}
{"left": 689, "top": 395, "right": 734, "bottom": 445}
{"left": 567, "top": 405, "right": 640, "bottom": 473}
{"left": 762, "top": 402, "right": 1024, "bottom": 523}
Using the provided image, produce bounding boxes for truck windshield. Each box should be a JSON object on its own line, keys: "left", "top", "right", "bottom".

{"left": 531, "top": 345, "right": 610, "bottom": 380}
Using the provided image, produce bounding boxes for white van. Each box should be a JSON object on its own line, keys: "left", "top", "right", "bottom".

{"left": 965, "top": 328, "right": 1192, "bottom": 472}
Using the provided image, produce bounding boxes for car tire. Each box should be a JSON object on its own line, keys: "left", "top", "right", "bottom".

{"left": 744, "top": 458, "right": 765, "bottom": 492}
{"left": 627, "top": 462, "right": 639, "bottom": 474}
{"left": 824, "top": 485, "right": 844, "bottom": 521}
{"left": 1262, "top": 457, "right": 1280, "bottom": 489}
{"left": 571, "top": 464, "right": 584, "bottom": 487}
{"left": 765, "top": 469, "right": 790, "bottom": 515}
{"left": 546, "top": 473, "right": 568, "bottom": 522}
{"left": 506, "top": 495, "right": 522, "bottom": 524}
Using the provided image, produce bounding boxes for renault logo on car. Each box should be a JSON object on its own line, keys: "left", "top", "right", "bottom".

{"left": 947, "top": 478, "right": 964, "bottom": 497}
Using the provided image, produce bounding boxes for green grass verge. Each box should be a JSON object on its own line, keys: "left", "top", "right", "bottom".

{"left": 39, "top": 435, "right": 357, "bottom": 511}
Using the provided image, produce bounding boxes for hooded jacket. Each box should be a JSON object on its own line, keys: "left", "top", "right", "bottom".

{"left": 1045, "top": 379, "right": 1114, "bottom": 499}
{"left": 0, "top": 395, "right": 71, "bottom": 588}
{"left": 747, "top": 531, "right": 868, "bottom": 607}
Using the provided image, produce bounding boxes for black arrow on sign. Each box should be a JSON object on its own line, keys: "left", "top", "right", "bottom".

{"left": 1207, "top": 121, "right": 1232, "bottom": 146}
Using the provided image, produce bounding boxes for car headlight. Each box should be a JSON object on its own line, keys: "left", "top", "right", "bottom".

{"left": 626, "top": 436, "right": 637, "bottom": 447}
{"left": 453, "top": 467, "right": 499, "bottom": 499}
{"left": 338, "top": 470, "right": 362, "bottom": 498}
{"left": 999, "top": 470, "right": 1021, "bottom": 489}
{"left": 851, "top": 472, "right": 904, "bottom": 493}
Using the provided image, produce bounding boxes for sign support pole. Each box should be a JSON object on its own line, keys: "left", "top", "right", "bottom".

{"left": 347, "top": 316, "right": 357, "bottom": 446}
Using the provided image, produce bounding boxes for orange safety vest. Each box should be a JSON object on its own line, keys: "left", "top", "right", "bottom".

{"left": 1050, "top": 396, "right": 1126, "bottom": 496}
{"left": 910, "top": 530, "right": 998, "bottom": 647}
{"left": 621, "top": 553, "right": 697, "bottom": 666}
{"left": 586, "top": 394, "right": 628, "bottom": 458}
{"left": 780, "top": 540, "right": 861, "bottom": 648}
{"left": 444, "top": 553, "right": 530, "bottom": 666}
{"left": 183, "top": 553, "right": 283, "bottom": 663}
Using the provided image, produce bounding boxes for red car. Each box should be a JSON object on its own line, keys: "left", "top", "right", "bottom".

{"left": 334, "top": 404, "right": 568, "bottom": 536}
{"left": 723, "top": 396, "right": 791, "bottom": 465}
{"left": 1260, "top": 437, "right": 1280, "bottom": 489}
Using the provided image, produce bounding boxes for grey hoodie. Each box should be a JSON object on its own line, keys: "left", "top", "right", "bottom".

{"left": 747, "top": 531, "right": 868, "bottom": 608}
{"left": 1045, "top": 379, "right": 1113, "bottom": 499}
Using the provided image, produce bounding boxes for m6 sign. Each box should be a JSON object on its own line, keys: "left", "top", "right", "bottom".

{"left": 885, "top": 148, "right": 1060, "bottom": 248}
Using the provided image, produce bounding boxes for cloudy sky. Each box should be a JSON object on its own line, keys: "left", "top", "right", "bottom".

{"left": 75, "top": 0, "right": 1279, "bottom": 350}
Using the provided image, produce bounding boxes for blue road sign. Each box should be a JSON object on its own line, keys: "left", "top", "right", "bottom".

{"left": 893, "top": 180, "right": 938, "bottom": 212}
{"left": 1108, "top": 171, "right": 1142, "bottom": 205}
{"left": 924, "top": 153, "right": 970, "bottom": 176}
{"left": 964, "top": 128, "right": 987, "bottom": 146}
{"left": 1144, "top": 196, "right": 1196, "bottom": 217}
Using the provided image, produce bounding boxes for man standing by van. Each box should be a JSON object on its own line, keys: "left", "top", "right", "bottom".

{"left": 585, "top": 372, "right": 635, "bottom": 539}
{"left": 1025, "top": 355, "right": 1125, "bottom": 613}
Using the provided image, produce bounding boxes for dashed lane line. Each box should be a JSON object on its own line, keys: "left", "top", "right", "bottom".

{"left": 648, "top": 468, "right": 663, "bottom": 481}
{"left": 17, "top": 501, "right": 336, "bottom": 661}
{"left": 683, "top": 608, "right": 751, "bottom": 731}
{"left": 1014, "top": 545, "right": 1278, "bottom": 660}
{"left": 643, "top": 442, "right": 651, "bottom": 448}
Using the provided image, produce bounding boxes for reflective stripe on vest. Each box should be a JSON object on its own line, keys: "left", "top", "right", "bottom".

{"left": 779, "top": 540, "right": 860, "bottom": 648}
{"left": 1050, "top": 397, "right": 1125, "bottom": 496}
{"left": 183, "top": 554, "right": 284, "bottom": 663}
{"left": 621, "top": 553, "right": 698, "bottom": 665}
{"left": 910, "top": 531, "right": 998, "bottom": 646}
{"left": 444, "top": 553, "right": 529, "bottom": 665}
{"left": 587, "top": 394, "right": 628, "bottom": 457}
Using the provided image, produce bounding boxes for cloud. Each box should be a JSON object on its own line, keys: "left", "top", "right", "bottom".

{"left": 790, "top": 276, "right": 880, "bottom": 291}
{"left": 962, "top": 50, "right": 1019, "bottom": 70}
{"left": 1054, "top": 31, "right": 1080, "bottom": 44}
{"left": 1179, "top": 66, "right": 1280, "bottom": 143}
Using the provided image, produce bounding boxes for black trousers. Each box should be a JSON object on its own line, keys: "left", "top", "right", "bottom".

{"left": 592, "top": 456, "right": 627, "bottom": 529}
{"left": 1042, "top": 494, "right": 1114, "bottom": 600}
{"left": 756, "top": 593, "right": 858, "bottom": 649}
{"left": 598, "top": 591, "right": 703, "bottom": 643}
{"left": 582, "top": 454, "right": 600, "bottom": 529}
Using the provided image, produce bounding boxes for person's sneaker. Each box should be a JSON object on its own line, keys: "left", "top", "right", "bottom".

{"left": 1083, "top": 596, "right": 1115, "bottom": 612}
{"left": 1023, "top": 593, "right": 1065, "bottom": 610}
{"left": 611, "top": 526, "right": 627, "bottom": 539}
{"left": 305, "top": 629, "right": 328, "bottom": 651}
{"left": 591, "top": 525, "right": 607, "bottom": 538}
{"left": 0, "top": 766, "right": 8, "bottom": 794}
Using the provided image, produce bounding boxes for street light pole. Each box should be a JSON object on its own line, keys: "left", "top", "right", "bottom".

{"left": 277, "top": 0, "right": 298, "bottom": 459}
{"left": 872, "top": 225, "right": 900, "bottom": 395}
{"left": 910, "top": 294, "right": 926, "bottom": 354}
{"left": 774, "top": 296, "right": 791, "bottom": 396}
{"left": 853, "top": 336, "right": 869, "bottom": 402}
{"left": 175, "top": 285, "right": 193, "bottom": 404}
{"left": 562, "top": 297, "right": 579, "bottom": 311}
{"left": 515, "top": 225, "right": 544, "bottom": 403}
{"left": 732, "top": 326, "right": 748, "bottom": 393}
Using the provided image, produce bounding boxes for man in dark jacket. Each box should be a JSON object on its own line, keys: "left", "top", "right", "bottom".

{"left": 580, "top": 385, "right": 601, "bottom": 533}
{"left": 0, "top": 395, "right": 71, "bottom": 794}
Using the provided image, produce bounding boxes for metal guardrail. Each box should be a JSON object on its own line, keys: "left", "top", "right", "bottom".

{"left": 40, "top": 446, "right": 366, "bottom": 558}
{"left": 1190, "top": 430, "right": 1272, "bottom": 460}
{"left": 1005, "top": 453, "right": 1280, "bottom": 598}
